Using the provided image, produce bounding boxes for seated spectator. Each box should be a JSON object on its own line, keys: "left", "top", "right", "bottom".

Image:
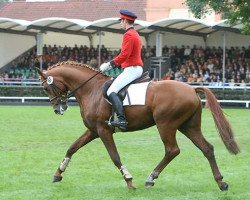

{"left": 187, "top": 73, "right": 194, "bottom": 82}
{"left": 228, "top": 79, "right": 235, "bottom": 88}
{"left": 184, "top": 45, "right": 191, "bottom": 60}
{"left": 0, "top": 72, "right": 3, "bottom": 85}
{"left": 89, "top": 57, "right": 98, "bottom": 69}
{"left": 162, "top": 73, "right": 170, "bottom": 80}
{"left": 196, "top": 75, "right": 203, "bottom": 83}
{"left": 245, "top": 66, "right": 250, "bottom": 82}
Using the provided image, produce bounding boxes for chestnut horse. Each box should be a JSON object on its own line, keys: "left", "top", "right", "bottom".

{"left": 36, "top": 61, "right": 240, "bottom": 191}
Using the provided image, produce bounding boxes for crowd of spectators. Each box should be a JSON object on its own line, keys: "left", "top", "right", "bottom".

{"left": 0, "top": 44, "right": 250, "bottom": 86}
{"left": 160, "top": 45, "right": 250, "bottom": 86}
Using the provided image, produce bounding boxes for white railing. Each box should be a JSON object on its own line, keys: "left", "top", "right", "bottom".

{"left": 0, "top": 96, "right": 76, "bottom": 103}
{"left": 0, "top": 79, "right": 41, "bottom": 86}
{"left": 0, "top": 96, "right": 249, "bottom": 108}
{"left": 201, "top": 99, "right": 250, "bottom": 108}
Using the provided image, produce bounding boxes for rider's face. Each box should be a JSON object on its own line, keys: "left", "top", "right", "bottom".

{"left": 120, "top": 18, "right": 126, "bottom": 30}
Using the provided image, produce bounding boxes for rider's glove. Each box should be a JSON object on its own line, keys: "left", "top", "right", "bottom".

{"left": 100, "top": 62, "right": 112, "bottom": 72}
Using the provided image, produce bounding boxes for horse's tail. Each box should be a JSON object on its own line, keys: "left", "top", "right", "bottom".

{"left": 195, "top": 87, "right": 240, "bottom": 155}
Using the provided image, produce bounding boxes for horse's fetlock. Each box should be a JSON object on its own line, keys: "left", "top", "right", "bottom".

{"left": 120, "top": 165, "right": 133, "bottom": 180}
{"left": 215, "top": 175, "right": 223, "bottom": 182}
{"left": 59, "top": 157, "right": 70, "bottom": 172}
{"left": 151, "top": 171, "right": 159, "bottom": 179}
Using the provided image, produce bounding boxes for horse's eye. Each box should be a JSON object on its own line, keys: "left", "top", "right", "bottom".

{"left": 44, "top": 87, "right": 48, "bottom": 92}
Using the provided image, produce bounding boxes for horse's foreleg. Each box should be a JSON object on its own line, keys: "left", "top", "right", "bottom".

{"left": 145, "top": 128, "right": 180, "bottom": 188}
{"left": 53, "top": 129, "right": 98, "bottom": 183}
{"left": 98, "top": 128, "right": 135, "bottom": 189}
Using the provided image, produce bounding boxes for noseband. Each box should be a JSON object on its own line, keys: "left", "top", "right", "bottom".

{"left": 42, "top": 71, "right": 101, "bottom": 103}
{"left": 42, "top": 78, "right": 68, "bottom": 105}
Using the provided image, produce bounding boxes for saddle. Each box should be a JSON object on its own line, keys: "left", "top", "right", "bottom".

{"left": 102, "top": 71, "right": 151, "bottom": 101}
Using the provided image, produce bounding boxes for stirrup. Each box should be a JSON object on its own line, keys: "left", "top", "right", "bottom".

{"left": 110, "top": 120, "right": 128, "bottom": 126}
{"left": 111, "top": 120, "right": 128, "bottom": 131}
{"left": 106, "top": 117, "right": 128, "bottom": 130}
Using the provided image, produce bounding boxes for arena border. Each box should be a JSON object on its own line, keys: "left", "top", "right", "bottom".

{"left": 0, "top": 96, "right": 249, "bottom": 108}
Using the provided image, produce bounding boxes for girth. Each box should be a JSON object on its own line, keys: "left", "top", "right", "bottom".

{"left": 102, "top": 71, "right": 151, "bottom": 101}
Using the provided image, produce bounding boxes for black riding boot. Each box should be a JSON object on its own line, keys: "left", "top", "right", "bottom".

{"left": 108, "top": 92, "right": 128, "bottom": 130}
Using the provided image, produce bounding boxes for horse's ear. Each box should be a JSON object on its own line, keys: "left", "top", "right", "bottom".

{"left": 35, "top": 67, "right": 46, "bottom": 80}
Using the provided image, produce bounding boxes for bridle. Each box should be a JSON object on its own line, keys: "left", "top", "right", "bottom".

{"left": 42, "top": 71, "right": 101, "bottom": 104}
{"left": 42, "top": 78, "right": 68, "bottom": 105}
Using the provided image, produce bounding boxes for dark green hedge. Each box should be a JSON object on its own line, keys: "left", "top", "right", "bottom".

{"left": 0, "top": 86, "right": 46, "bottom": 97}
{"left": 0, "top": 86, "right": 249, "bottom": 100}
{"left": 197, "top": 89, "right": 250, "bottom": 100}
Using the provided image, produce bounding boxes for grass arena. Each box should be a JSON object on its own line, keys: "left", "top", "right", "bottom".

{"left": 0, "top": 106, "right": 249, "bottom": 200}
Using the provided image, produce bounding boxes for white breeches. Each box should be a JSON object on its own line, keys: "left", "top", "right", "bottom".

{"left": 107, "top": 66, "right": 143, "bottom": 96}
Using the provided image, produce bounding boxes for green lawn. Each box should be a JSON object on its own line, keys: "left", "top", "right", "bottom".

{"left": 0, "top": 106, "right": 249, "bottom": 200}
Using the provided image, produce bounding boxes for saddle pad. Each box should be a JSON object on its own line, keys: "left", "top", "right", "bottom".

{"left": 123, "top": 82, "right": 151, "bottom": 106}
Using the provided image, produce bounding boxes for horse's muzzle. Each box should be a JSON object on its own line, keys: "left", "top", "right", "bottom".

{"left": 54, "top": 104, "right": 68, "bottom": 115}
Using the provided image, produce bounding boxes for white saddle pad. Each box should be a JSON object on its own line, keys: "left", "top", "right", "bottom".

{"left": 123, "top": 82, "right": 151, "bottom": 106}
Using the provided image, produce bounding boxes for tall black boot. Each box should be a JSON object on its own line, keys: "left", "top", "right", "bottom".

{"left": 108, "top": 92, "right": 128, "bottom": 130}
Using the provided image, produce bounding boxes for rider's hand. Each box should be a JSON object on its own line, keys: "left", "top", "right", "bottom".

{"left": 100, "top": 62, "right": 112, "bottom": 72}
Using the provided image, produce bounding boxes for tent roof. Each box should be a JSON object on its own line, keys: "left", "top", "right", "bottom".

{"left": 0, "top": 17, "right": 31, "bottom": 34}
{"left": 0, "top": 17, "right": 241, "bottom": 37}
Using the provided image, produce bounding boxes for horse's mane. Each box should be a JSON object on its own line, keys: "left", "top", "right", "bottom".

{"left": 48, "top": 61, "right": 107, "bottom": 76}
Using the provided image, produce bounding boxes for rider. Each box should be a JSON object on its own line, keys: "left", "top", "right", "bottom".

{"left": 100, "top": 9, "right": 143, "bottom": 130}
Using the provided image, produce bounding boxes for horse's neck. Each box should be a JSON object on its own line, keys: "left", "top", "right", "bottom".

{"left": 67, "top": 69, "right": 108, "bottom": 103}
{"left": 58, "top": 66, "right": 105, "bottom": 90}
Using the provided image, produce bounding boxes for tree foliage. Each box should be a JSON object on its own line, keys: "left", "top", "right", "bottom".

{"left": 0, "top": 0, "right": 10, "bottom": 3}
{"left": 185, "top": 0, "right": 250, "bottom": 34}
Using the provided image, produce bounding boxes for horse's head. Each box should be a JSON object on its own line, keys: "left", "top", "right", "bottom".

{"left": 36, "top": 67, "right": 69, "bottom": 115}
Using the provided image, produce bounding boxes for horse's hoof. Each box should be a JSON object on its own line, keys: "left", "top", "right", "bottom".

{"left": 220, "top": 182, "right": 229, "bottom": 191}
{"left": 126, "top": 180, "right": 136, "bottom": 190}
{"left": 128, "top": 185, "right": 136, "bottom": 190}
{"left": 53, "top": 176, "right": 63, "bottom": 183}
{"left": 145, "top": 181, "right": 154, "bottom": 188}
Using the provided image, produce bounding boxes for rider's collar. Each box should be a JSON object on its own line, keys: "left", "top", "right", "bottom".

{"left": 125, "top": 27, "right": 134, "bottom": 33}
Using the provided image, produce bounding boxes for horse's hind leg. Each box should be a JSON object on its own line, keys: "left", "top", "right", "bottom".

{"left": 145, "top": 126, "right": 180, "bottom": 187}
{"left": 53, "top": 129, "right": 98, "bottom": 182}
{"left": 179, "top": 109, "right": 228, "bottom": 191}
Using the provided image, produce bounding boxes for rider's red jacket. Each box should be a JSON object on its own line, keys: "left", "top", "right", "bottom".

{"left": 111, "top": 27, "right": 143, "bottom": 69}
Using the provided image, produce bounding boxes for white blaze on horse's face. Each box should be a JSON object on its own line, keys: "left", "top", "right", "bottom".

{"left": 55, "top": 104, "right": 67, "bottom": 115}
{"left": 52, "top": 98, "right": 68, "bottom": 115}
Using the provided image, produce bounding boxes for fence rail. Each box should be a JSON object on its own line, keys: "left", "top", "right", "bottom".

{"left": 1, "top": 80, "right": 250, "bottom": 90}
{"left": 0, "top": 96, "right": 249, "bottom": 108}
{"left": 0, "top": 79, "right": 41, "bottom": 86}
{"left": 0, "top": 96, "right": 76, "bottom": 103}
{"left": 200, "top": 99, "right": 250, "bottom": 108}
